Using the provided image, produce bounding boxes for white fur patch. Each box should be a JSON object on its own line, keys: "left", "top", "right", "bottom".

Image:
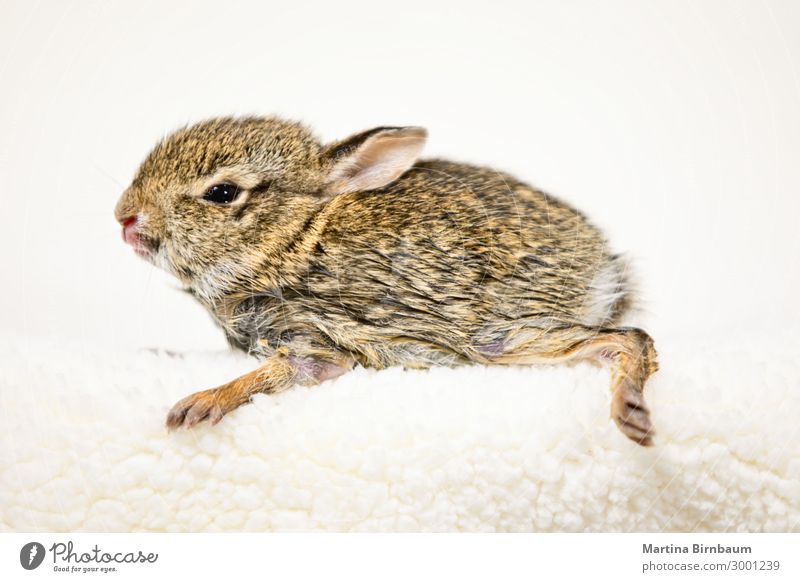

{"left": 582, "top": 256, "right": 630, "bottom": 326}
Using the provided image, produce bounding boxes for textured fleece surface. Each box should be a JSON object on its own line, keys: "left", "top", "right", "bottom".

{"left": 1, "top": 330, "right": 798, "bottom": 532}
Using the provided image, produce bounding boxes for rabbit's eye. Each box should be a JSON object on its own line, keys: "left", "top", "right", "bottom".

{"left": 203, "top": 183, "right": 242, "bottom": 205}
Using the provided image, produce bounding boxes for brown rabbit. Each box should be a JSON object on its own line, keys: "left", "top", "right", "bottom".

{"left": 115, "top": 116, "right": 658, "bottom": 446}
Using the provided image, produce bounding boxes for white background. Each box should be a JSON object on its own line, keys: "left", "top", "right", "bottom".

{"left": 1, "top": 0, "right": 798, "bottom": 350}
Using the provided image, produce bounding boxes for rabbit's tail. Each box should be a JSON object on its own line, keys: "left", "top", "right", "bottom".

{"left": 581, "top": 253, "right": 635, "bottom": 326}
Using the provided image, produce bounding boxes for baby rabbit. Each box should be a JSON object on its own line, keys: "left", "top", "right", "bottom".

{"left": 115, "top": 117, "right": 658, "bottom": 446}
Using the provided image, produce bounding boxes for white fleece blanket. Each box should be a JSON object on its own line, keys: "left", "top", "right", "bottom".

{"left": 1, "top": 330, "right": 798, "bottom": 532}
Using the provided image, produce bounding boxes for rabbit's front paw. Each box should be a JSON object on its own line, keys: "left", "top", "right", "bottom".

{"left": 166, "top": 388, "right": 228, "bottom": 430}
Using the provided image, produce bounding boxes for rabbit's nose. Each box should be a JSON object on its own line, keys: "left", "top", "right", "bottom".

{"left": 119, "top": 216, "right": 139, "bottom": 246}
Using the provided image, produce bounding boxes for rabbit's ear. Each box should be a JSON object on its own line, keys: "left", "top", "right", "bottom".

{"left": 322, "top": 126, "right": 427, "bottom": 195}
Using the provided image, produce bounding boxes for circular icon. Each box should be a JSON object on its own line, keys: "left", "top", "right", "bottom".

{"left": 20, "top": 542, "right": 45, "bottom": 570}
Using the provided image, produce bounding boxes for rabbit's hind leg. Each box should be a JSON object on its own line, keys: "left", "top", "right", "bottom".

{"left": 476, "top": 324, "right": 658, "bottom": 446}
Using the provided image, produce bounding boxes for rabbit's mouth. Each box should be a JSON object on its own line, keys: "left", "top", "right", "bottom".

{"left": 125, "top": 234, "right": 156, "bottom": 259}
{"left": 128, "top": 232, "right": 161, "bottom": 261}
{"left": 120, "top": 215, "right": 160, "bottom": 259}
{"left": 136, "top": 234, "right": 160, "bottom": 256}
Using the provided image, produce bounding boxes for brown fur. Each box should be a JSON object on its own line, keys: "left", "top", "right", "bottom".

{"left": 115, "top": 116, "right": 658, "bottom": 445}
